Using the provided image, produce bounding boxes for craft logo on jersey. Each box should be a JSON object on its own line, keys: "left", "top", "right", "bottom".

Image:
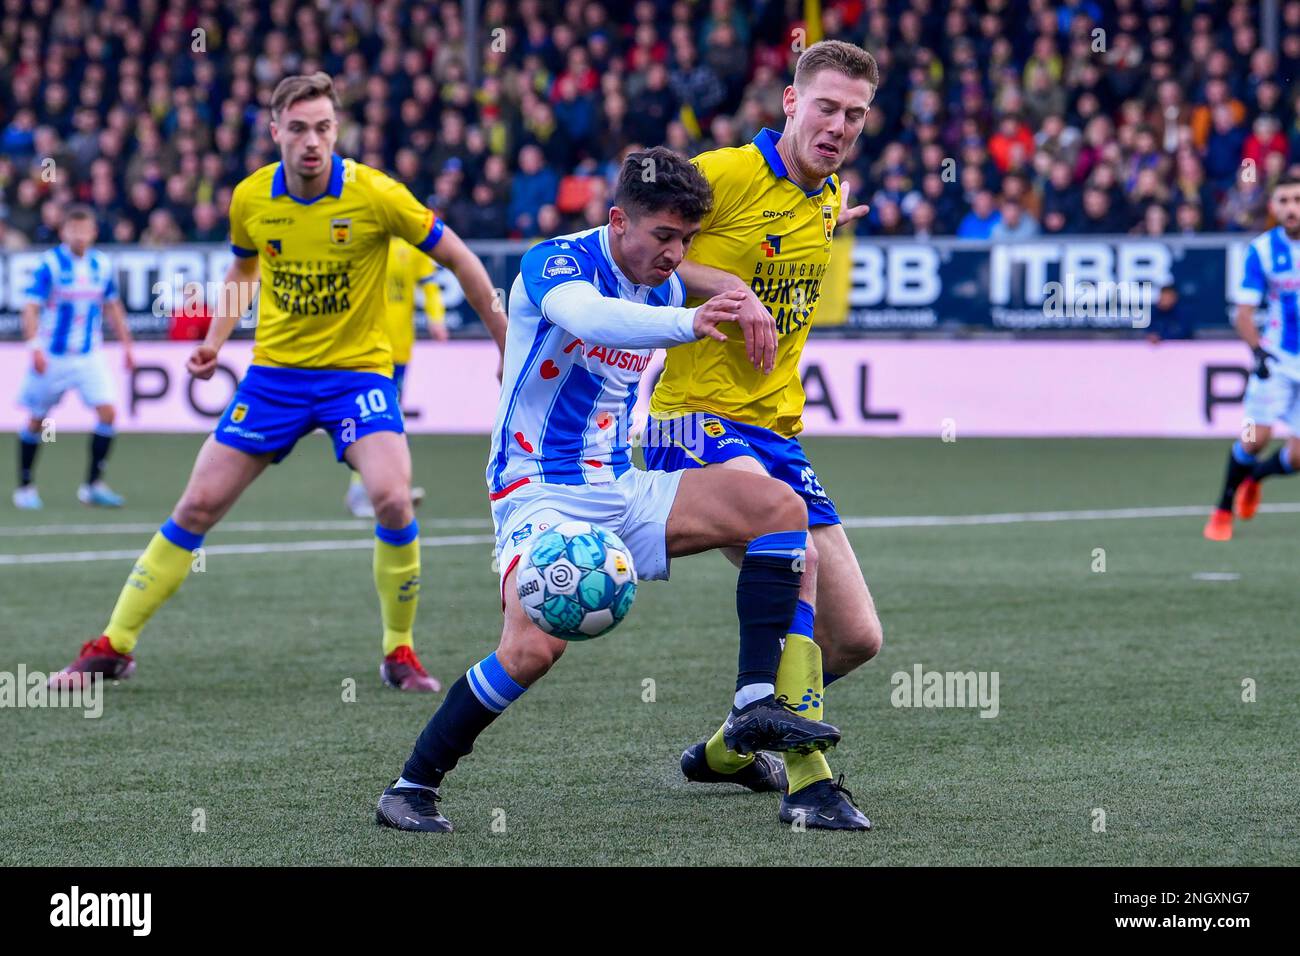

{"left": 701, "top": 417, "right": 726, "bottom": 438}
{"left": 330, "top": 218, "right": 352, "bottom": 245}
{"left": 231, "top": 402, "right": 249, "bottom": 424}
{"left": 543, "top": 255, "right": 580, "bottom": 279}
{"left": 822, "top": 205, "right": 834, "bottom": 242}
{"left": 760, "top": 234, "right": 783, "bottom": 258}
{"left": 265, "top": 239, "right": 282, "bottom": 258}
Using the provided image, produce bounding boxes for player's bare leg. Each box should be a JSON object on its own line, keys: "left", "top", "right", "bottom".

{"left": 51, "top": 438, "right": 273, "bottom": 687}
{"left": 1207, "top": 425, "right": 1273, "bottom": 539}
{"left": 377, "top": 563, "right": 565, "bottom": 832}
{"left": 345, "top": 431, "right": 439, "bottom": 691}
{"left": 78, "top": 402, "right": 125, "bottom": 507}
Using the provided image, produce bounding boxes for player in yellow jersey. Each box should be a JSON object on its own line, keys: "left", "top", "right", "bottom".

{"left": 344, "top": 236, "right": 460, "bottom": 519}
{"left": 644, "top": 41, "right": 883, "bottom": 829}
{"left": 49, "top": 73, "right": 501, "bottom": 694}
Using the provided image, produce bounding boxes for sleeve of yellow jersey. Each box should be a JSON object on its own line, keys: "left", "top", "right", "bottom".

{"left": 228, "top": 180, "right": 255, "bottom": 256}
{"left": 369, "top": 167, "right": 444, "bottom": 253}
{"left": 691, "top": 149, "right": 744, "bottom": 239}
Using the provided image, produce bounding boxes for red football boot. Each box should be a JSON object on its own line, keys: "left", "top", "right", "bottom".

{"left": 380, "top": 645, "right": 442, "bottom": 692}
{"left": 49, "top": 636, "right": 136, "bottom": 688}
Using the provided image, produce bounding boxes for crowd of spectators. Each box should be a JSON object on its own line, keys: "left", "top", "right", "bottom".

{"left": 2, "top": 0, "right": 1300, "bottom": 249}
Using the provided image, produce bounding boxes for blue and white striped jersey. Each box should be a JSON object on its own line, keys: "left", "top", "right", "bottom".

{"left": 1236, "top": 226, "right": 1300, "bottom": 381}
{"left": 487, "top": 225, "right": 697, "bottom": 499}
{"left": 23, "top": 244, "right": 119, "bottom": 356}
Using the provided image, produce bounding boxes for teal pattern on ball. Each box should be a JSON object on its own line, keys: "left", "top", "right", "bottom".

{"left": 612, "top": 581, "right": 637, "bottom": 621}
{"left": 542, "top": 594, "right": 585, "bottom": 634}
{"left": 566, "top": 533, "right": 606, "bottom": 570}
{"left": 528, "top": 531, "right": 567, "bottom": 567}
{"left": 577, "top": 568, "right": 615, "bottom": 611}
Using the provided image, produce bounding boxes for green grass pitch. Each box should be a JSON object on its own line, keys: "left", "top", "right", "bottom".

{"left": 1, "top": 433, "right": 1296, "bottom": 865}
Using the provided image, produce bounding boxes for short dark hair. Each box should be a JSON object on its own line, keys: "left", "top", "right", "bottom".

{"left": 613, "top": 147, "right": 713, "bottom": 223}
{"left": 64, "top": 204, "right": 95, "bottom": 223}
{"left": 1274, "top": 172, "right": 1300, "bottom": 192}
{"left": 270, "top": 72, "right": 341, "bottom": 121}
{"left": 793, "top": 40, "right": 880, "bottom": 91}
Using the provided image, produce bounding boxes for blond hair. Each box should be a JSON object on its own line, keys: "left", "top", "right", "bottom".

{"left": 793, "top": 40, "right": 880, "bottom": 90}
{"left": 270, "top": 72, "right": 341, "bottom": 120}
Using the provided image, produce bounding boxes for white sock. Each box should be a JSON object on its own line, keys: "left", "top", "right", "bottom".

{"left": 733, "top": 682, "right": 775, "bottom": 710}
{"left": 394, "top": 776, "right": 436, "bottom": 791}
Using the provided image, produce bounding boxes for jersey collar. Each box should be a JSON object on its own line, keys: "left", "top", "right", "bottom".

{"left": 270, "top": 154, "right": 346, "bottom": 204}
{"left": 752, "top": 128, "right": 838, "bottom": 198}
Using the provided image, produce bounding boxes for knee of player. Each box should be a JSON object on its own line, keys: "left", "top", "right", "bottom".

{"left": 758, "top": 482, "right": 808, "bottom": 537}
{"left": 97, "top": 406, "right": 116, "bottom": 425}
{"left": 370, "top": 487, "right": 413, "bottom": 526}
{"left": 173, "top": 494, "right": 220, "bottom": 532}
{"left": 498, "top": 628, "right": 565, "bottom": 685}
{"left": 842, "top": 611, "right": 883, "bottom": 663}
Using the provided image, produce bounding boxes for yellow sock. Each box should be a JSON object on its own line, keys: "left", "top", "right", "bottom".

{"left": 705, "top": 722, "right": 755, "bottom": 774}
{"left": 103, "top": 520, "right": 203, "bottom": 654}
{"left": 375, "top": 523, "right": 420, "bottom": 656}
{"left": 776, "top": 632, "right": 833, "bottom": 794}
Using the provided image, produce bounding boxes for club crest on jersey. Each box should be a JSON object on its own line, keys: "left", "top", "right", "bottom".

{"left": 511, "top": 523, "right": 534, "bottom": 546}
{"left": 542, "top": 255, "right": 580, "bottom": 279}
{"left": 330, "top": 218, "right": 352, "bottom": 245}
{"left": 265, "top": 239, "right": 282, "bottom": 258}
{"left": 701, "top": 417, "right": 726, "bottom": 438}
{"left": 231, "top": 402, "right": 249, "bottom": 424}
{"left": 822, "top": 206, "right": 834, "bottom": 242}
{"left": 760, "top": 234, "right": 783, "bottom": 258}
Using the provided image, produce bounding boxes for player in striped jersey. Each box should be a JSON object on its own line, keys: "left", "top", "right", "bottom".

{"left": 1205, "top": 174, "right": 1300, "bottom": 540}
{"left": 377, "top": 148, "right": 841, "bottom": 833}
{"left": 14, "top": 205, "right": 135, "bottom": 510}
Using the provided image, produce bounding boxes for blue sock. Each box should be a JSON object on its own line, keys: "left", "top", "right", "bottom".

{"left": 17, "top": 428, "right": 40, "bottom": 486}
{"left": 734, "top": 530, "right": 806, "bottom": 707}
{"left": 400, "top": 652, "right": 525, "bottom": 787}
{"left": 1253, "top": 444, "right": 1295, "bottom": 480}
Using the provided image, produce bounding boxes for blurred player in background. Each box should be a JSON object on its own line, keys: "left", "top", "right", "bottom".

{"left": 644, "top": 40, "right": 882, "bottom": 830}
{"left": 344, "top": 236, "right": 450, "bottom": 519}
{"left": 1204, "top": 174, "right": 1300, "bottom": 541}
{"left": 377, "top": 149, "right": 840, "bottom": 833}
{"left": 14, "top": 205, "right": 134, "bottom": 511}
{"left": 49, "top": 73, "right": 500, "bottom": 693}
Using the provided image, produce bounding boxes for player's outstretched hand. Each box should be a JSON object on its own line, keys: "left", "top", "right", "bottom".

{"left": 693, "top": 288, "right": 747, "bottom": 343}
{"left": 187, "top": 344, "right": 219, "bottom": 379}
{"left": 835, "top": 179, "right": 870, "bottom": 228}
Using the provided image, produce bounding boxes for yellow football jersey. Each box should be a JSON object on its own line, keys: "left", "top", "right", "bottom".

{"left": 650, "top": 128, "right": 841, "bottom": 437}
{"left": 383, "top": 236, "right": 442, "bottom": 365}
{"left": 229, "top": 156, "right": 443, "bottom": 372}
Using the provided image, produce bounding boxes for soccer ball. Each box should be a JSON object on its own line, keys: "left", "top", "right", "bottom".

{"left": 515, "top": 521, "right": 637, "bottom": 640}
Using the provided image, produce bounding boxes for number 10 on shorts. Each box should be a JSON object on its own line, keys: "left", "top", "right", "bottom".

{"left": 354, "top": 388, "right": 389, "bottom": 418}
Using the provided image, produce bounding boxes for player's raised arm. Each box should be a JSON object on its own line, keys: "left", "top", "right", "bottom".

{"left": 188, "top": 253, "right": 259, "bottom": 379}
{"left": 540, "top": 277, "right": 743, "bottom": 347}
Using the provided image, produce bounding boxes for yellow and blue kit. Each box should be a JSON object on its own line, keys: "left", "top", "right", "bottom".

{"left": 384, "top": 236, "right": 442, "bottom": 395}
{"left": 645, "top": 128, "right": 842, "bottom": 525}
{"left": 215, "top": 155, "right": 444, "bottom": 461}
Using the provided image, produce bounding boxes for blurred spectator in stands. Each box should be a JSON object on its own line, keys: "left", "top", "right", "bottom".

{"left": 911, "top": 200, "right": 938, "bottom": 239}
{"left": 1174, "top": 201, "right": 1204, "bottom": 235}
{"left": 990, "top": 197, "right": 1040, "bottom": 240}
{"left": 508, "top": 144, "right": 558, "bottom": 237}
{"left": 1243, "top": 114, "right": 1289, "bottom": 171}
{"left": 192, "top": 202, "right": 226, "bottom": 243}
{"left": 957, "top": 190, "right": 1000, "bottom": 239}
{"left": 1078, "top": 187, "right": 1127, "bottom": 233}
{"left": 141, "top": 209, "right": 184, "bottom": 247}
{"left": 1041, "top": 159, "right": 1081, "bottom": 234}
{"left": 1204, "top": 104, "right": 1249, "bottom": 190}
{"left": 1146, "top": 285, "right": 1191, "bottom": 343}
{"left": 8, "top": 179, "right": 43, "bottom": 241}
{"left": 1218, "top": 173, "right": 1270, "bottom": 233}
{"left": 1132, "top": 202, "right": 1170, "bottom": 237}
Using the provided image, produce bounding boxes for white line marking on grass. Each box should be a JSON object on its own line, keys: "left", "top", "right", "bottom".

{"left": 0, "top": 518, "right": 491, "bottom": 537}
{"left": 1192, "top": 572, "right": 1241, "bottom": 581}
{"left": 840, "top": 503, "right": 1300, "bottom": 529}
{"left": 0, "top": 534, "right": 496, "bottom": 566}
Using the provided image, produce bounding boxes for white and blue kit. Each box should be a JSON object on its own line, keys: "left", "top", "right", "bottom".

{"left": 17, "top": 244, "right": 120, "bottom": 417}
{"left": 487, "top": 225, "right": 700, "bottom": 590}
{"left": 1236, "top": 226, "right": 1300, "bottom": 430}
